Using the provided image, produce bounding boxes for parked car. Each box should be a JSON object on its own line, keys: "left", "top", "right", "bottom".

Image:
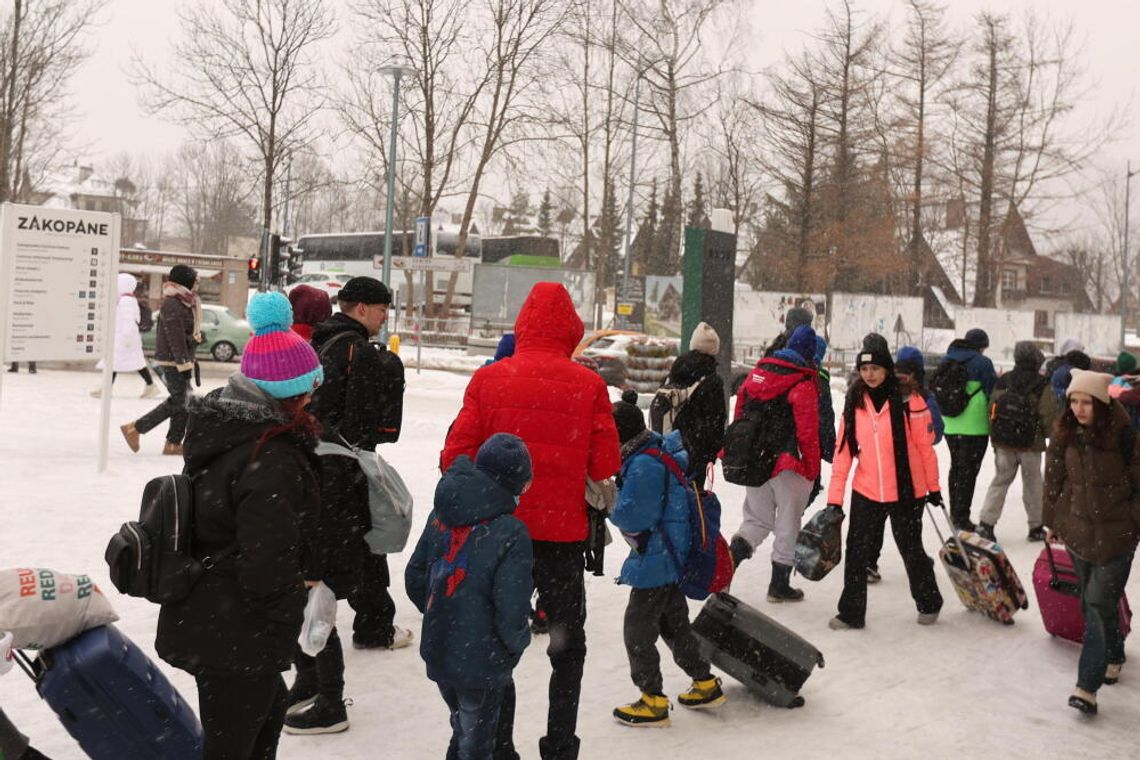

{"left": 285, "top": 272, "right": 347, "bottom": 300}
{"left": 142, "top": 304, "right": 251, "bottom": 363}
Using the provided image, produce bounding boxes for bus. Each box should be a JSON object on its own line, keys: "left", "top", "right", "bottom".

{"left": 295, "top": 229, "right": 483, "bottom": 309}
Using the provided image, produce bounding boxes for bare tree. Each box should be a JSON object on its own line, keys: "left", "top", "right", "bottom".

{"left": 134, "top": 0, "right": 334, "bottom": 237}
{"left": 169, "top": 141, "right": 258, "bottom": 255}
{"left": 704, "top": 76, "right": 763, "bottom": 239}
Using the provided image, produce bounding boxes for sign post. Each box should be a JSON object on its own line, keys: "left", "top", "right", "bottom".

{"left": 0, "top": 203, "right": 120, "bottom": 471}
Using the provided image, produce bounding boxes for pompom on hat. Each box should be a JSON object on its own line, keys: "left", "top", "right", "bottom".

{"left": 240, "top": 292, "right": 324, "bottom": 399}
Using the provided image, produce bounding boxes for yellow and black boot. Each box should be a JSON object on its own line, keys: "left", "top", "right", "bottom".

{"left": 677, "top": 676, "right": 727, "bottom": 709}
{"left": 613, "top": 692, "right": 671, "bottom": 727}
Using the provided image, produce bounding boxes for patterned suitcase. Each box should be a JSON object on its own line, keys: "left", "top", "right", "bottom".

{"left": 14, "top": 624, "right": 203, "bottom": 759}
{"left": 1033, "top": 544, "right": 1132, "bottom": 643}
{"left": 927, "top": 504, "right": 1028, "bottom": 625}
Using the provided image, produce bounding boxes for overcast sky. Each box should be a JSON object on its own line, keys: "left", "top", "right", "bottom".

{"left": 73, "top": 0, "right": 1137, "bottom": 210}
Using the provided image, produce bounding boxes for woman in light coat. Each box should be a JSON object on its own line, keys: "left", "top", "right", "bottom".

{"left": 93, "top": 273, "right": 159, "bottom": 398}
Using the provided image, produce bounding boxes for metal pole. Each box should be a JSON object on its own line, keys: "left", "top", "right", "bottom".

{"left": 1124, "top": 161, "right": 1135, "bottom": 350}
{"left": 282, "top": 161, "right": 292, "bottom": 240}
{"left": 621, "top": 72, "right": 641, "bottom": 300}
{"left": 382, "top": 71, "right": 403, "bottom": 289}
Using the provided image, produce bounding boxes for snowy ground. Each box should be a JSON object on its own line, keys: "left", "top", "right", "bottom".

{"left": 2, "top": 366, "right": 1138, "bottom": 759}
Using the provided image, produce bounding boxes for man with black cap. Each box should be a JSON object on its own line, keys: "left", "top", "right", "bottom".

{"left": 121, "top": 264, "right": 201, "bottom": 456}
{"left": 932, "top": 328, "right": 996, "bottom": 531}
{"left": 285, "top": 275, "right": 409, "bottom": 735}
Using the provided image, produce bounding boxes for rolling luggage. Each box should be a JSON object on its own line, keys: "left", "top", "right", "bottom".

{"left": 1032, "top": 544, "right": 1132, "bottom": 643}
{"left": 927, "top": 504, "right": 1028, "bottom": 625}
{"left": 691, "top": 592, "right": 824, "bottom": 708}
{"left": 14, "top": 624, "right": 203, "bottom": 760}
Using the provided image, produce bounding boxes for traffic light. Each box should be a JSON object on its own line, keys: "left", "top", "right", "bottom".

{"left": 247, "top": 256, "right": 261, "bottom": 285}
{"left": 286, "top": 244, "right": 304, "bottom": 285}
{"left": 268, "top": 233, "right": 285, "bottom": 287}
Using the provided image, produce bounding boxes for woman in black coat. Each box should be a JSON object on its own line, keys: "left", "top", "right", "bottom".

{"left": 156, "top": 293, "right": 324, "bottom": 760}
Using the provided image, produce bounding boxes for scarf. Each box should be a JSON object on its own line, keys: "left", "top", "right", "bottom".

{"left": 620, "top": 429, "right": 652, "bottom": 462}
{"left": 840, "top": 376, "right": 915, "bottom": 504}
{"left": 163, "top": 281, "right": 203, "bottom": 344}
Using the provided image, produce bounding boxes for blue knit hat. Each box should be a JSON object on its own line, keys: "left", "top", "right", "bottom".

{"left": 896, "top": 346, "right": 925, "bottom": 380}
{"left": 476, "top": 433, "right": 533, "bottom": 496}
{"left": 787, "top": 325, "right": 817, "bottom": 363}
{"left": 965, "top": 328, "right": 990, "bottom": 350}
{"left": 240, "top": 292, "right": 324, "bottom": 399}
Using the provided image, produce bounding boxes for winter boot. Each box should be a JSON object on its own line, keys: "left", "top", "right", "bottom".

{"left": 120, "top": 423, "right": 140, "bottom": 453}
{"left": 729, "top": 536, "right": 753, "bottom": 567}
{"left": 1105, "top": 662, "right": 1123, "bottom": 685}
{"left": 829, "top": 616, "right": 864, "bottom": 631}
{"left": 1027, "top": 526, "right": 1046, "bottom": 542}
{"left": 352, "top": 626, "right": 414, "bottom": 651}
{"left": 613, "top": 693, "right": 670, "bottom": 727}
{"left": 767, "top": 562, "right": 804, "bottom": 603}
{"left": 162, "top": 441, "right": 184, "bottom": 456}
{"left": 140, "top": 383, "right": 161, "bottom": 399}
{"left": 1068, "top": 688, "right": 1097, "bottom": 716}
{"left": 283, "top": 695, "right": 351, "bottom": 734}
{"left": 286, "top": 673, "right": 318, "bottom": 716}
{"left": 677, "top": 677, "right": 726, "bottom": 709}
{"left": 976, "top": 522, "right": 996, "bottom": 542}
{"left": 916, "top": 611, "right": 940, "bottom": 626}
{"left": 866, "top": 565, "right": 882, "bottom": 584}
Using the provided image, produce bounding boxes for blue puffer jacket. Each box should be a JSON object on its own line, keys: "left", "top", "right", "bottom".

{"left": 404, "top": 456, "right": 533, "bottom": 689}
{"left": 611, "top": 430, "right": 692, "bottom": 589}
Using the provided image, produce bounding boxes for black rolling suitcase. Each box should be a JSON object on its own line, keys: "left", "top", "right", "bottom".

{"left": 691, "top": 592, "right": 824, "bottom": 708}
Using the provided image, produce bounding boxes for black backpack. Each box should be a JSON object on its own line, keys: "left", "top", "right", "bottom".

{"left": 137, "top": 298, "right": 154, "bottom": 333}
{"left": 930, "top": 358, "right": 980, "bottom": 417}
{"left": 989, "top": 378, "right": 1047, "bottom": 449}
{"left": 105, "top": 475, "right": 236, "bottom": 604}
{"left": 722, "top": 380, "right": 804, "bottom": 486}
{"left": 317, "top": 331, "right": 405, "bottom": 444}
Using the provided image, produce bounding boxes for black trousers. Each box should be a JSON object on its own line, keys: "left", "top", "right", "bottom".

{"left": 837, "top": 493, "right": 942, "bottom": 627}
{"left": 945, "top": 435, "right": 989, "bottom": 527}
{"left": 136, "top": 366, "right": 190, "bottom": 443}
{"left": 0, "top": 707, "right": 30, "bottom": 760}
{"left": 624, "top": 584, "right": 711, "bottom": 694}
{"left": 293, "top": 627, "right": 345, "bottom": 701}
{"left": 349, "top": 551, "right": 397, "bottom": 645}
{"left": 495, "top": 541, "right": 586, "bottom": 760}
{"left": 112, "top": 368, "right": 154, "bottom": 384}
{"left": 197, "top": 672, "right": 288, "bottom": 760}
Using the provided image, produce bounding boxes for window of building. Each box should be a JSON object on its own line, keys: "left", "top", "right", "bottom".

{"left": 1035, "top": 310, "right": 1049, "bottom": 328}
{"left": 1001, "top": 269, "right": 1018, "bottom": 292}
{"left": 1040, "top": 276, "right": 1053, "bottom": 295}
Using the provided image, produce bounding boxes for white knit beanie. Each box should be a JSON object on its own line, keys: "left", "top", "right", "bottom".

{"left": 1066, "top": 369, "right": 1112, "bottom": 405}
{"left": 689, "top": 322, "right": 720, "bottom": 356}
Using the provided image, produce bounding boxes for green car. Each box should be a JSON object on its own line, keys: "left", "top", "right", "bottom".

{"left": 142, "top": 304, "right": 251, "bottom": 363}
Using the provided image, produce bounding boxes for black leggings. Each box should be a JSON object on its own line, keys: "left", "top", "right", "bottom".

{"left": 197, "top": 672, "right": 288, "bottom": 760}
{"left": 112, "top": 368, "right": 154, "bottom": 385}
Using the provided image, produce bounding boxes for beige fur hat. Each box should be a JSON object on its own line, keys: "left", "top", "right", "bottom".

{"left": 1066, "top": 369, "right": 1112, "bottom": 405}
{"left": 689, "top": 322, "right": 720, "bottom": 356}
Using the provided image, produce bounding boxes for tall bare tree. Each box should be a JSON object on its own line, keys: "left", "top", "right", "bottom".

{"left": 169, "top": 140, "right": 257, "bottom": 255}
{"left": 134, "top": 0, "right": 334, "bottom": 237}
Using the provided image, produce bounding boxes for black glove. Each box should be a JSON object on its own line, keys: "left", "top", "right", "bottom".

{"left": 194, "top": 361, "right": 202, "bottom": 387}
{"left": 180, "top": 369, "right": 193, "bottom": 381}
{"left": 827, "top": 503, "right": 844, "bottom": 518}
{"left": 926, "top": 492, "right": 943, "bottom": 507}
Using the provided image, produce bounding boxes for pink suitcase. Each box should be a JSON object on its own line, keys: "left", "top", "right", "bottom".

{"left": 1032, "top": 545, "right": 1132, "bottom": 643}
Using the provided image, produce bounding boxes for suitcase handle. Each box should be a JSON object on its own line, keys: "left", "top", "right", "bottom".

{"left": 12, "top": 649, "right": 40, "bottom": 683}
{"left": 924, "top": 502, "right": 972, "bottom": 571}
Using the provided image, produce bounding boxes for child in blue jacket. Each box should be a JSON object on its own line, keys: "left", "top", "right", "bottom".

{"left": 609, "top": 393, "right": 725, "bottom": 728}
{"left": 405, "top": 433, "right": 534, "bottom": 760}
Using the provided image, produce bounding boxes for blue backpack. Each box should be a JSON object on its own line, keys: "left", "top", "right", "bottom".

{"left": 641, "top": 448, "right": 735, "bottom": 600}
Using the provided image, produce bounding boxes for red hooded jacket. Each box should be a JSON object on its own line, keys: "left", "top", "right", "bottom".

{"left": 732, "top": 356, "right": 821, "bottom": 482}
{"left": 440, "top": 283, "right": 621, "bottom": 542}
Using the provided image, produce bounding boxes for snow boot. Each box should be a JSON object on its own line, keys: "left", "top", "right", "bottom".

{"left": 286, "top": 673, "right": 318, "bottom": 716}
{"left": 916, "top": 611, "right": 940, "bottom": 626}
{"left": 829, "top": 616, "right": 864, "bottom": 631}
{"left": 729, "top": 535, "right": 753, "bottom": 567}
{"left": 1105, "top": 662, "right": 1123, "bottom": 685}
{"left": 866, "top": 565, "right": 882, "bottom": 584}
{"left": 976, "top": 522, "right": 996, "bottom": 542}
{"left": 613, "top": 693, "right": 670, "bottom": 727}
{"left": 120, "top": 423, "right": 140, "bottom": 453}
{"left": 283, "top": 695, "right": 351, "bottom": 734}
{"left": 677, "top": 677, "right": 726, "bottom": 709}
{"left": 140, "top": 383, "right": 161, "bottom": 399}
{"left": 352, "top": 626, "right": 414, "bottom": 651}
{"left": 1068, "top": 688, "right": 1097, "bottom": 716}
{"left": 162, "top": 441, "right": 184, "bottom": 456}
{"left": 1027, "top": 526, "right": 1046, "bottom": 542}
{"left": 767, "top": 562, "right": 804, "bottom": 603}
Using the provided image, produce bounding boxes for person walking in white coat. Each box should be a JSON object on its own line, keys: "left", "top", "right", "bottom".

{"left": 92, "top": 273, "right": 161, "bottom": 398}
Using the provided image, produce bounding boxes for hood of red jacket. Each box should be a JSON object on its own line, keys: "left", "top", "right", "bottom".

{"left": 744, "top": 358, "right": 815, "bottom": 401}
{"left": 514, "top": 282, "right": 583, "bottom": 357}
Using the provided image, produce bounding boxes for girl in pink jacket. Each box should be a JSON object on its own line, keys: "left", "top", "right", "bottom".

{"left": 826, "top": 335, "right": 943, "bottom": 630}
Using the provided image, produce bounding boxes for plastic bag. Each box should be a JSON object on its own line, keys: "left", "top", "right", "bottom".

{"left": 0, "top": 568, "right": 119, "bottom": 650}
{"left": 299, "top": 582, "right": 337, "bottom": 657}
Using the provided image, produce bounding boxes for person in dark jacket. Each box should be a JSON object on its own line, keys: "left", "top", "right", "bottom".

{"left": 763, "top": 306, "right": 814, "bottom": 358}
{"left": 405, "top": 433, "right": 534, "bottom": 760}
{"left": 610, "top": 396, "right": 724, "bottom": 728}
{"left": 977, "top": 341, "right": 1057, "bottom": 543}
{"left": 1051, "top": 348, "right": 1093, "bottom": 402}
{"left": 156, "top": 292, "right": 323, "bottom": 759}
{"left": 484, "top": 333, "right": 516, "bottom": 366}
{"left": 648, "top": 321, "right": 725, "bottom": 488}
{"left": 938, "top": 328, "right": 997, "bottom": 531}
{"left": 815, "top": 335, "right": 836, "bottom": 464}
{"left": 121, "top": 264, "right": 201, "bottom": 456}
{"left": 1043, "top": 370, "right": 1140, "bottom": 716}
{"left": 287, "top": 276, "right": 410, "bottom": 735}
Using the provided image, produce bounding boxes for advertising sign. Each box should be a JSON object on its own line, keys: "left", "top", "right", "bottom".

{"left": 614, "top": 275, "right": 646, "bottom": 332}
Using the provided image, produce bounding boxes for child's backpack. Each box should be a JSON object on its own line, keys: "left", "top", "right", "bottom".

{"left": 137, "top": 298, "right": 154, "bottom": 333}
{"left": 425, "top": 520, "right": 479, "bottom": 611}
{"left": 642, "top": 448, "right": 734, "bottom": 600}
{"left": 649, "top": 375, "right": 706, "bottom": 436}
{"left": 990, "top": 378, "right": 1047, "bottom": 449}
{"left": 929, "top": 358, "right": 979, "bottom": 417}
{"left": 104, "top": 475, "right": 237, "bottom": 604}
{"left": 721, "top": 379, "right": 805, "bottom": 487}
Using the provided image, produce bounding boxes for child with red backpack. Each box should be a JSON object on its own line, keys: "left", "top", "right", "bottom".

{"left": 404, "top": 434, "right": 535, "bottom": 759}
{"left": 609, "top": 392, "right": 726, "bottom": 728}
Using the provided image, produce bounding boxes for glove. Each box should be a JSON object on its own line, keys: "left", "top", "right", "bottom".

{"left": 180, "top": 369, "right": 193, "bottom": 380}
{"left": 926, "top": 492, "right": 943, "bottom": 507}
{"left": 826, "top": 503, "right": 844, "bottom": 518}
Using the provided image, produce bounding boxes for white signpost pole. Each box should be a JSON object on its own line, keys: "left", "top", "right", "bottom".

{"left": 96, "top": 215, "right": 122, "bottom": 473}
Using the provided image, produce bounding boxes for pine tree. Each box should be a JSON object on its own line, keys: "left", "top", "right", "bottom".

{"left": 502, "top": 191, "right": 530, "bottom": 235}
{"left": 537, "top": 188, "right": 553, "bottom": 237}
{"left": 651, "top": 186, "right": 682, "bottom": 275}
{"left": 598, "top": 175, "right": 622, "bottom": 288}
{"left": 687, "top": 172, "right": 708, "bottom": 228}
{"left": 631, "top": 179, "right": 658, "bottom": 275}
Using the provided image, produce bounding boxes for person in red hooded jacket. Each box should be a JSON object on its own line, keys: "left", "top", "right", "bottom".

{"left": 441, "top": 281, "right": 621, "bottom": 760}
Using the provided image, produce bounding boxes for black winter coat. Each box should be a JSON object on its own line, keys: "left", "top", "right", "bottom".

{"left": 155, "top": 295, "right": 197, "bottom": 370}
{"left": 650, "top": 350, "right": 726, "bottom": 479}
{"left": 307, "top": 313, "right": 406, "bottom": 591}
{"left": 156, "top": 374, "right": 321, "bottom": 676}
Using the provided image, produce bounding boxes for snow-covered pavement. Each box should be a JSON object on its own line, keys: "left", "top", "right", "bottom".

{"left": 1, "top": 367, "right": 1136, "bottom": 759}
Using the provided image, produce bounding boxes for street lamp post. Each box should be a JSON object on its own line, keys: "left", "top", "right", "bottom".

{"left": 1123, "top": 161, "right": 1137, "bottom": 350}
{"left": 620, "top": 68, "right": 642, "bottom": 305}
{"left": 379, "top": 65, "right": 415, "bottom": 291}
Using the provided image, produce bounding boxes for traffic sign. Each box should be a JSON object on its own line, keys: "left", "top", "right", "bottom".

{"left": 390, "top": 255, "right": 472, "bottom": 273}
{"left": 414, "top": 216, "right": 430, "bottom": 257}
